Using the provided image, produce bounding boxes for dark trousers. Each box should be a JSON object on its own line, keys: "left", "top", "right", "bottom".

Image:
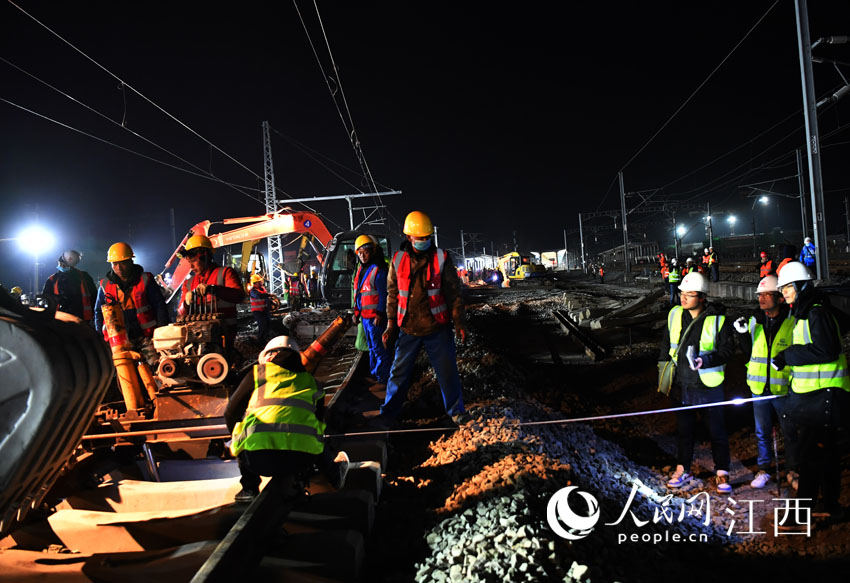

{"left": 238, "top": 448, "right": 338, "bottom": 492}
{"left": 784, "top": 388, "right": 848, "bottom": 512}
{"left": 710, "top": 264, "right": 719, "bottom": 282}
{"left": 668, "top": 282, "right": 680, "bottom": 305}
{"left": 676, "top": 406, "right": 730, "bottom": 472}
{"left": 253, "top": 311, "right": 269, "bottom": 343}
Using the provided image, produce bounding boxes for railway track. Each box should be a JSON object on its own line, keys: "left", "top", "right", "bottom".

{"left": 0, "top": 332, "right": 388, "bottom": 582}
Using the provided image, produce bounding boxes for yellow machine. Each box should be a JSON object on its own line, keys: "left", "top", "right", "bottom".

{"left": 498, "top": 252, "right": 546, "bottom": 281}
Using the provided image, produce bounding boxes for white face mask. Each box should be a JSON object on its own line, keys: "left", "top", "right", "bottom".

{"left": 412, "top": 239, "right": 432, "bottom": 252}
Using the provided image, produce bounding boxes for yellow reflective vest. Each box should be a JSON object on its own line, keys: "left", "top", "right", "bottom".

{"left": 668, "top": 268, "right": 681, "bottom": 284}
{"left": 746, "top": 315, "right": 793, "bottom": 395}
{"left": 230, "top": 362, "right": 325, "bottom": 456}
{"left": 788, "top": 307, "right": 850, "bottom": 394}
{"left": 667, "top": 305, "right": 726, "bottom": 387}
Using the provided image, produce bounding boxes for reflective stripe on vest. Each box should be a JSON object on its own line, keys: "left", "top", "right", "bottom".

{"left": 668, "top": 306, "right": 726, "bottom": 387}
{"left": 100, "top": 272, "right": 157, "bottom": 340}
{"left": 668, "top": 269, "right": 681, "bottom": 283}
{"left": 759, "top": 261, "right": 774, "bottom": 279}
{"left": 230, "top": 362, "right": 325, "bottom": 456}
{"left": 393, "top": 249, "right": 450, "bottom": 327}
{"left": 53, "top": 272, "right": 94, "bottom": 320}
{"left": 250, "top": 285, "right": 268, "bottom": 312}
{"left": 745, "top": 315, "right": 793, "bottom": 395}
{"left": 355, "top": 263, "right": 381, "bottom": 319}
{"left": 788, "top": 308, "right": 850, "bottom": 393}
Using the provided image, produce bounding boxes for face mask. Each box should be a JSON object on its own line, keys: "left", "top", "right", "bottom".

{"left": 412, "top": 239, "right": 432, "bottom": 252}
{"left": 57, "top": 264, "right": 69, "bottom": 272}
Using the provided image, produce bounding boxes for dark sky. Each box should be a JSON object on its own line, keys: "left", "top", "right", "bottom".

{"left": 2, "top": 1, "right": 850, "bottom": 290}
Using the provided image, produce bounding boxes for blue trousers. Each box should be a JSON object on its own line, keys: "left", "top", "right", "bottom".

{"left": 669, "top": 282, "right": 680, "bottom": 305}
{"left": 363, "top": 317, "right": 392, "bottom": 383}
{"left": 752, "top": 394, "right": 787, "bottom": 470}
{"left": 380, "top": 327, "right": 465, "bottom": 419}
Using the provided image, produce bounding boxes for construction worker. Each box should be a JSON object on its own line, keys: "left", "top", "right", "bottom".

{"left": 682, "top": 257, "right": 696, "bottom": 276}
{"left": 708, "top": 246, "right": 719, "bottom": 283}
{"left": 354, "top": 234, "right": 392, "bottom": 385}
{"left": 249, "top": 274, "right": 271, "bottom": 345}
{"left": 42, "top": 249, "right": 97, "bottom": 324}
{"left": 799, "top": 236, "right": 817, "bottom": 271}
{"left": 661, "top": 271, "right": 734, "bottom": 493}
{"left": 667, "top": 258, "right": 681, "bottom": 305}
{"left": 658, "top": 253, "right": 669, "bottom": 285}
{"left": 733, "top": 275, "right": 792, "bottom": 489}
{"left": 702, "top": 247, "right": 710, "bottom": 269}
{"left": 177, "top": 235, "right": 245, "bottom": 359}
{"left": 379, "top": 211, "right": 470, "bottom": 425}
{"left": 774, "top": 262, "right": 849, "bottom": 522}
{"left": 307, "top": 268, "right": 319, "bottom": 307}
{"left": 598, "top": 265, "right": 604, "bottom": 284}
{"left": 225, "top": 335, "right": 349, "bottom": 502}
{"left": 758, "top": 251, "right": 775, "bottom": 279}
{"left": 95, "top": 242, "right": 170, "bottom": 367}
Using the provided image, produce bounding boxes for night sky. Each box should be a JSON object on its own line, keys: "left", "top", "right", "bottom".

{"left": 2, "top": 1, "right": 850, "bottom": 291}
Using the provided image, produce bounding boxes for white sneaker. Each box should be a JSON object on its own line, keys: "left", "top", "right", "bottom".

{"left": 750, "top": 470, "right": 771, "bottom": 489}
{"left": 716, "top": 471, "right": 732, "bottom": 493}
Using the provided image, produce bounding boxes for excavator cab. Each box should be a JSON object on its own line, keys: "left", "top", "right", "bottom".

{"left": 321, "top": 230, "right": 391, "bottom": 309}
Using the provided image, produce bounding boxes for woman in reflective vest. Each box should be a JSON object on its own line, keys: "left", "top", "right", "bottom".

{"left": 354, "top": 235, "right": 392, "bottom": 384}
{"left": 774, "top": 262, "right": 849, "bottom": 518}
{"left": 225, "top": 335, "right": 348, "bottom": 502}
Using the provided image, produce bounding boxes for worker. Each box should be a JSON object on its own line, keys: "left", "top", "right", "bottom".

{"left": 758, "top": 251, "right": 775, "bottom": 279}
{"left": 667, "top": 258, "right": 681, "bottom": 305}
{"left": 658, "top": 253, "right": 669, "bottom": 285}
{"left": 379, "top": 211, "right": 470, "bottom": 426}
{"left": 733, "top": 275, "right": 792, "bottom": 489}
{"left": 708, "top": 246, "right": 719, "bottom": 283}
{"left": 354, "top": 234, "right": 392, "bottom": 386}
{"left": 249, "top": 274, "right": 271, "bottom": 345}
{"left": 661, "top": 271, "right": 734, "bottom": 493}
{"left": 177, "top": 234, "right": 245, "bottom": 359}
{"left": 702, "top": 247, "right": 710, "bottom": 269}
{"left": 95, "top": 242, "right": 170, "bottom": 367}
{"left": 42, "top": 249, "right": 98, "bottom": 324}
{"left": 599, "top": 265, "right": 604, "bottom": 284}
{"left": 682, "top": 257, "right": 695, "bottom": 276}
{"left": 306, "top": 267, "right": 319, "bottom": 307}
{"left": 799, "top": 236, "right": 817, "bottom": 271}
{"left": 225, "top": 335, "right": 349, "bottom": 502}
{"left": 774, "top": 261, "right": 849, "bottom": 522}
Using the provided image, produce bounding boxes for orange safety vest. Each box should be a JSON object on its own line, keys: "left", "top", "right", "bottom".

{"left": 182, "top": 267, "right": 238, "bottom": 324}
{"left": 250, "top": 284, "right": 269, "bottom": 312}
{"left": 100, "top": 272, "right": 157, "bottom": 339}
{"left": 52, "top": 273, "right": 94, "bottom": 321}
{"left": 354, "top": 263, "right": 381, "bottom": 319}
{"left": 393, "top": 249, "right": 449, "bottom": 327}
{"left": 661, "top": 265, "right": 669, "bottom": 278}
{"left": 776, "top": 257, "right": 794, "bottom": 274}
{"left": 759, "top": 260, "right": 775, "bottom": 279}
{"left": 599, "top": 268, "right": 604, "bottom": 276}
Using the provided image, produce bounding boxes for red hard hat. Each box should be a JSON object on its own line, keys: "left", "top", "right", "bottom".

{"left": 760, "top": 251, "right": 767, "bottom": 258}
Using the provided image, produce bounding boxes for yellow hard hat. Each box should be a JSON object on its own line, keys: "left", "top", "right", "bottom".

{"left": 250, "top": 273, "right": 264, "bottom": 284}
{"left": 403, "top": 211, "right": 434, "bottom": 237}
{"left": 184, "top": 234, "right": 213, "bottom": 252}
{"left": 10, "top": 286, "right": 22, "bottom": 295}
{"left": 107, "top": 242, "right": 134, "bottom": 262}
{"left": 355, "top": 234, "right": 375, "bottom": 250}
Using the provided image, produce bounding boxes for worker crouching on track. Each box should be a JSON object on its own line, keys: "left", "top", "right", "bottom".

{"left": 354, "top": 235, "right": 392, "bottom": 386}
{"left": 774, "top": 262, "right": 849, "bottom": 523}
{"left": 177, "top": 235, "right": 245, "bottom": 360}
{"left": 225, "top": 335, "right": 349, "bottom": 503}
{"left": 249, "top": 274, "right": 271, "bottom": 345}
{"left": 733, "top": 275, "right": 792, "bottom": 489}
{"left": 95, "top": 242, "right": 170, "bottom": 368}
{"left": 660, "top": 271, "right": 734, "bottom": 493}
{"left": 379, "top": 211, "right": 470, "bottom": 426}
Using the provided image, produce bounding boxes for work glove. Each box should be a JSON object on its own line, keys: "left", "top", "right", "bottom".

{"left": 771, "top": 352, "right": 786, "bottom": 371}
{"left": 733, "top": 317, "right": 748, "bottom": 334}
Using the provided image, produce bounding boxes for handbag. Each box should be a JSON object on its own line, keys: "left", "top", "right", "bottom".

{"left": 657, "top": 313, "right": 704, "bottom": 396}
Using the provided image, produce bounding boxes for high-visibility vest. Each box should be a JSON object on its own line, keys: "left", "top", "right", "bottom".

{"left": 667, "top": 305, "right": 726, "bottom": 387}
{"left": 182, "top": 267, "right": 238, "bottom": 325}
{"left": 702, "top": 254, "right": 710, "bottom": 265}
{"left": 746, "top": 315, "right": 793, "bottom": 395}
{"left": 99, "top": 272, "right": 157, "bottom": 339}
{"left": 668, "top": 268, "right": 681, "bottom": 283}
{"left": 708, "top": 252, "right": 718, "bottom": 266}
{"left": 354, "top": 263, "right": 381, "bottom": 319}
{"left": 50, "top": 271, "right": 94, "bottom": 321}
{"left": 393, "top": 249, "right": 449, "bottom": 327}
{"left": 250, "top": 285, "right": 269, "bottom": 312}
{"left": 788, "top": 307, "right": 850, "bottom": 393}
{"left": 661, "top": 265, "right": 669, "bottom": 278}
{"left": 230, "top": 362, "right": 325, "bottom": 456}
{"left": 759, "top": 260, "right": 775, "bottom": 279}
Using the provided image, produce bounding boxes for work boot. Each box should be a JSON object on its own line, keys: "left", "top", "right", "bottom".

{"left": 330, "top": 451, "right": 349, "bottom": 489}
{"left": 787, "top": 470, "right": 800, "bottom": 492}
{"left": 234, "top": 488, "right": 258, "bottom": 503}
{"left": 716, "top": 471, "right": 732, "bottom": 494}
{"left": 750, "top": 470, "right": 771, "bottom": 489}
{"left": 666, "top": 465, "right": 692, "bottom": 488}
{"left": 451, "top": 411, "right": 472, "bottom": 426}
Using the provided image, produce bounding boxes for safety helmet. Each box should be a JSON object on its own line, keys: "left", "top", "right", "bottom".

{"left": 686, "top": 257, "right": 694, "bottom": 263}
{"left": 679, "top": 271, "right": 709, "bottom": 293}
{"left": 354, "top": 234, "right": 375, "bottom": 250}
{"left": 804, "top": 237, "right": 813, "bottom": 244}
{"left": 671, "top": 258, "right": 678, "bottom": 266}
{"left": 62, "top": 249, "right": 82, "bottom": 267}
{"left": 250, "top": 273, "right": 264, "bottom": 284}
{"left": 107, "top": 242, "right": 134, "bottom": 262}
{"left": 259, "top": 335, "right": 300, "bottom": 361}
{"left": 403, "top": 211, "right": 434, "bottom": 237}
{"left": 184, "top": 234, "right": 213, "bottom": 253}
{"left": 776, "top": 261, "right": 813, "bottom": 288}
{"left": 756, "top": 275, "right": 779, "bottom": 294}
{"left": 760, "top": 251, "right": 767, "bottom": 258}
{"left": 10, "top": 286, "right": 22, "bottom": 295}
{"left": 704, "top": 248, "right": 709, "bottom": 253}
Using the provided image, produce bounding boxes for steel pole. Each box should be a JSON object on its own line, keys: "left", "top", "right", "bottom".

{"left": 579, "top": 213, "right": 586, "bottom": 273}
{"left": 796, "top": 148, "right": 809, "bottom": 239}
{"left": 619, "top": 171, "right": 629, "bottom": 282}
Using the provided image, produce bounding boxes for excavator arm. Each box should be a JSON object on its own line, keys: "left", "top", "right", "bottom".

{"left": 158, "top": 212, "right": 333, "bottom": 303}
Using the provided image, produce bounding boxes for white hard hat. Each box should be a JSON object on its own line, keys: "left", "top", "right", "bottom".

{"left": 671, "top": 258, "right": 678, "bottom": 265}
{"left": 704, "top": 248, "right": 709, "bottom": 253}
{"left": 756, "top": 275, "right": 779, "bottom": 294}
{"left": 776, "top": 261, "right": 813, "bottom": 288}
{"left": 260, "top": 335, "right": 300, "bottom": 361}
{"left": 679, "top": 272, "right": 709, "bottom": 293}
{"left": 62, "top": 250, "right": 82, "bottom": 267}
{"left": 804, "top": 237, "right": 812, "bottom": 244}
{"left": 686, "top": 257, "right": 694, "bottom": 263}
